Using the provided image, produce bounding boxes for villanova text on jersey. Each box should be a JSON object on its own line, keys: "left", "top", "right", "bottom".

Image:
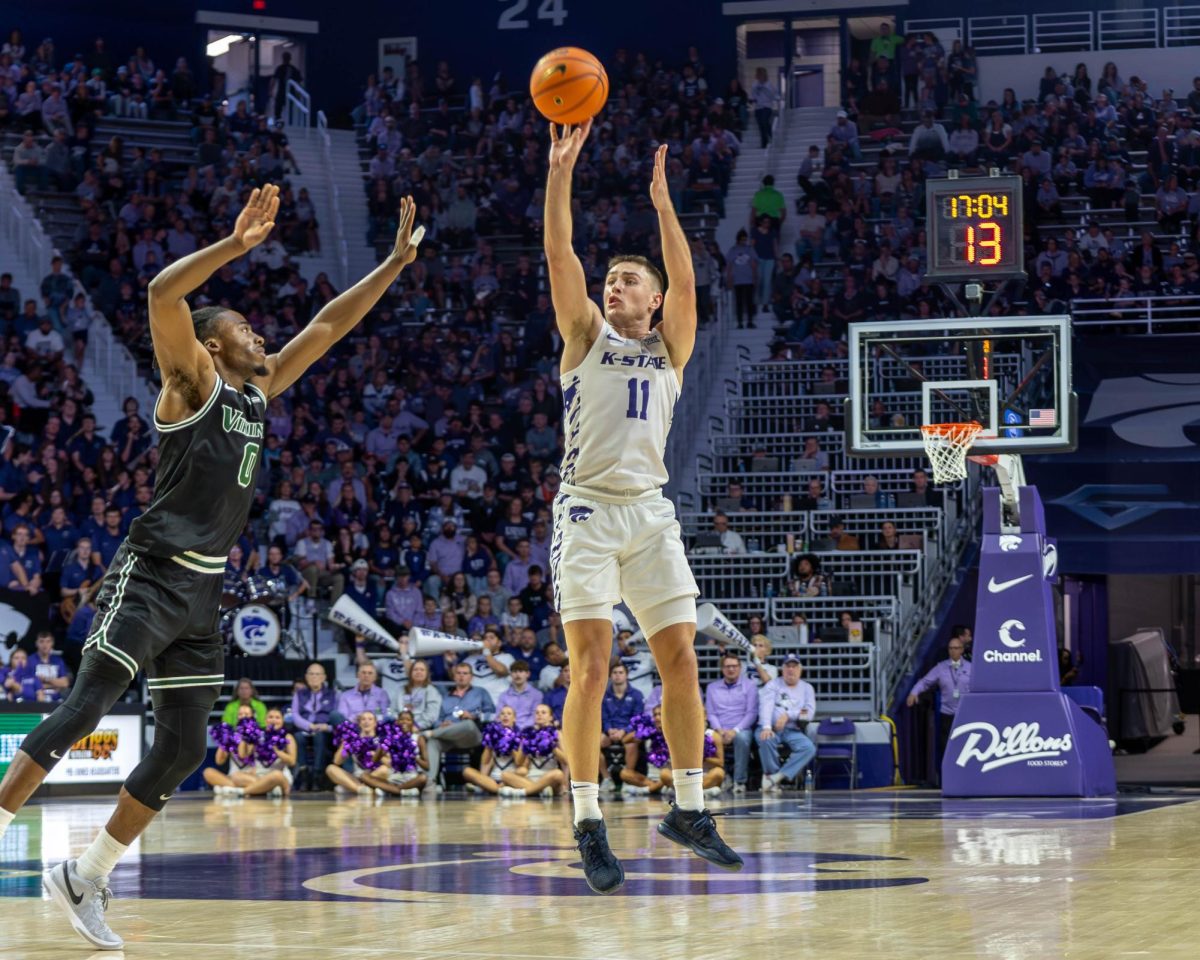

{"left": 222, "top": 406, "right": 265, "bottom": 439}
{"left": 129, "top": 377, "right": 267, "bottom": 567}
{"left": 559, "top": 322, "right": 679, "bottom": 495}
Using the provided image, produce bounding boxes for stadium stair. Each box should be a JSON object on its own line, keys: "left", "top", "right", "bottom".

{"left": 0, "top": 168, "right": 125, "bottom": 432}
{"left": 285, "top": 127, "right": 379, "bottom": 289}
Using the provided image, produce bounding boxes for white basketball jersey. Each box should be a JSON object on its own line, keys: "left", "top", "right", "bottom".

{"left": 559, "top": 321, "right": 679, "bottom": 495}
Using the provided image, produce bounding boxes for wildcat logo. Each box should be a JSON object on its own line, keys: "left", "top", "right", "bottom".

{"left": 998, "top": 535, "right": 1022, "bottom": 552}
{"left": 233, "top": 606, "right": 280, "bottom": 654}
{"left": 1042, "top": 542, "right": 1058, "bottom": 579}
{"left": 951, "top": 721, "right": 1073, "bottom": 772}
{"left": 1084, "top": 374, "right": 1200, "bottom": 448}
{"left": 242, "top": 615, "right": 271, "bottom": 639}
{"left": 569, "top": 506, "right": 594, "bottom": 523}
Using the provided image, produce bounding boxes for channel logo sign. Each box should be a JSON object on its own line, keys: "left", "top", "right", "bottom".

{"left": 983, "top": 620, "right": 1044, "bottom": 663}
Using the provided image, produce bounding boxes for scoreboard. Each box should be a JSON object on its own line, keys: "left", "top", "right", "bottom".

{"left": 925, "top": 175, "right": 1026, "bottom": 283}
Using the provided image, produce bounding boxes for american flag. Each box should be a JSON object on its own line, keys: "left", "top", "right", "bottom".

{"left": 1029, "top": 408, "right": 1056, "bottom": 427}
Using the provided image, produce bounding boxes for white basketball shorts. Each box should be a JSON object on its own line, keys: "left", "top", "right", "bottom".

{"left": 550, "top": 486, "right": 699, "bottom": 628}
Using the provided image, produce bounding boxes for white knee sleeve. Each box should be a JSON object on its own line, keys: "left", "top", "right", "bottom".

{"left": 559, "top": 601, "right": 614, "bottom": 624}
{"left": 633, "top": 594, "right": 698, "bottom": 640}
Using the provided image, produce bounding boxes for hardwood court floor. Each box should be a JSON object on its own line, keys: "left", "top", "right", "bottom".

{"left": 1, "top": 790, "right": 1197, "bottom": 959}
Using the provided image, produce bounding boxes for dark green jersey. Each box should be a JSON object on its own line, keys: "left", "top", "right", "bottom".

{"left": 127, "top": 376, "right": 267, "bottom": 570}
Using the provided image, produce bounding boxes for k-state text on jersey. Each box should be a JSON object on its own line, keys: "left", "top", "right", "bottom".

{"left": 600, "top": 351, "right": 666, "bottom": 369}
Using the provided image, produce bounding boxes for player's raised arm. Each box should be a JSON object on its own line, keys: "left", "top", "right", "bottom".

{"left": 147, "top": 184, "right": 280, "bottom": 393}
{"left": 649, "top": 144, "right": 697, "bottom": 371}
{"left": 544, "top": 120, "right": 602, "bottom": 342}
{"left": 256, "top": 196, "right": 420, "bottom": 400}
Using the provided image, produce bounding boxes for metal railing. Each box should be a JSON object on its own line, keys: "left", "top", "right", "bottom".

{"left": 85, "top": 318, "right": 158, "bottom": 417}
{"left": 1069, "top": 295, "right": 1200, "bottom": 333}
{"left": 316, "top": 109, "right": 350, "bottom": 289}
{"left": 707, "top": 430, "right": 923, "bottom": 467}
{"left": 698, "top": 469, "right": 825, "bottom": 504}
{"left": 690, "top": 548, "right": 925, "bottom": 594}
{"left": 968, "top": 15, "right": 1030, "bottom": 55}
{"left": 1164, "top": 5, "right": 1200, "bottom": 45}
{"left": 809, "top": 506, "right": 948, "bottom": 541}
{"left": 1098, "top": 8, "right": 1160, "bottom": 49}
{"left": 682, "top": 506, "right": 948, "bottom": 547}
{"left": 697, "top": 466, "right": 960, "bottom": 504}
{"left": 666, "top": 289, "right": 732, "bottom": 506}
{"left": 771, "top": 594, "right": 899, "bottom": 628}
{"left": 0, "top": 168, "right": 51, "bottom": 280}
{"left": 284, "top": 79, "right": 311, "bottom": 135}
{"left": 1033, "top": 11, "right": 1094, "bottom": 52}
{"left": 0, "top": 165, "right": 156, "bottom": 419}
{"left": 724, "top": 393, "right": 926, "bottom": 433}
{"left": 696, "top": 639, "right": 881, "bottom": 718}
{"left": 933, "top": 7, "right": 1200, "bottom": 55}
{"left": 766, "top": 68, "right": 788, "bottom": 178}
{"left": 901, "top": 18, "right": 964, "bottom": 46}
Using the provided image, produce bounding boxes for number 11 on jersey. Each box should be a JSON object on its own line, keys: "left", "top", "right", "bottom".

{"left": 625, "top": 377, "right": 650, "bottom": 420}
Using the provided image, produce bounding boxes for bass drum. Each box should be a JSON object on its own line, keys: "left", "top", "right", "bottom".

{"left": 228, "top": 603, "right": 281, "bottom": 656}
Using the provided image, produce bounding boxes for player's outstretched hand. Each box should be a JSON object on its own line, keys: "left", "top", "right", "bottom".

{"left": 548, "top": 118, "right": 593, "bottom": 173}
{"left": 388, "top": 195, "right": 419, "bottom": 268}
{"left": 649, "top": 143, "right": 672, "bottom": 211}
{"left": 233, "top": 184, "right": 280, "bottom": 250}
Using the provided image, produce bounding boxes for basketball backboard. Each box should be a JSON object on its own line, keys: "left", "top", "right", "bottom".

{"left": 847, "top": 316, "right": 1075, "bottom": 455}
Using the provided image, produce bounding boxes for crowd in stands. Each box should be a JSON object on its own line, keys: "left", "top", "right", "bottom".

{"left": 734, "top": 26, "right": 1200, "bottom": 348}
{"left": 0, "top": 27, "right": 758, "bottom": 726}
{"left": 207, "top": 623, "right": 822, "bottom": 797}
{"left": 2, "top": 24, "right": 1138, "bottom": 795}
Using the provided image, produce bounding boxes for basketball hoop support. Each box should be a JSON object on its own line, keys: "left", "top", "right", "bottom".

{"left": 970, "top": 452, "right": 1026, "bottom": 530}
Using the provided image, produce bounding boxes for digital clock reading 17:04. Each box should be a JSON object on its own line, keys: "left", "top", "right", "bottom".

{"left": 925, "top": 176, "right": 1026, "bottom": 282}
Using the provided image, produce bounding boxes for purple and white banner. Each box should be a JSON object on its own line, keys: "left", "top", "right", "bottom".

{"left": 942, "top": 485, "right": 1115, "bottom": 797}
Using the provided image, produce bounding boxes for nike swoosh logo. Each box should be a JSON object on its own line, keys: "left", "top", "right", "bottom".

{"left": 685, "top": 769, "right": 703, "bottom": 776}
{"left": 50, "top": 750, "right": 62, "bottom": 759}
{"left": 606, "top": 334, "right": 623, "bottom": 343}
{"left": 160, "top": 793, "right": 173, "bottom": 802}
{"left": 62, "top": 865, "right": 84, "bottom": 906}
{"left": 987, "top": 574, "right": 1034, "bottom": 593}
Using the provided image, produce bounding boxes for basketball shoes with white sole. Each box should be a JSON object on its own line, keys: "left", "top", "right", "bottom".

{"left": 42, "top": 859, "right": 123, "bottom": 950}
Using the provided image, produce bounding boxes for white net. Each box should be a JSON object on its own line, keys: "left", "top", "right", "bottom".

{"left": 920, "top": 422, "right": 983, "bottom": 484}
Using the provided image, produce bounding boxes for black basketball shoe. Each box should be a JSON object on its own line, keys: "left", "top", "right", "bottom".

{"left": 656, "top": 803, "right": 744, "bottom": 871}
{"left": 573, "top": 818, "right": 625, "bottom": 895}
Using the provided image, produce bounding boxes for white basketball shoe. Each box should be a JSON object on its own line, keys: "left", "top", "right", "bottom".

{"left": 42, "top": 859, "right": 124, "bottom": 949}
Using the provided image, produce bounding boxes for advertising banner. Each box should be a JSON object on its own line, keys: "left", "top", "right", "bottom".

{"left": 0, "top": 710, "right": 143, "bottom": 785}
{"left": 942, "top": 486, "right": 1115, "bottom": 797}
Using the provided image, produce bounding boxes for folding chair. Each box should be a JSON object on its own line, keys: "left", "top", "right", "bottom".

{"left": 813, "top": 717, "right": 858, "bottom": 789}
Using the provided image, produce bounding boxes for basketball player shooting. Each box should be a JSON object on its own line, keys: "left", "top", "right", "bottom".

{"left": 544, "top": 120, "right": 742, "bottom": 894}
{"left": 0, "top": 186, "right": 421, "bottom": 949}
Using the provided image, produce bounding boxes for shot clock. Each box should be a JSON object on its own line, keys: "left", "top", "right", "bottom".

{"left": 925, "top": 176, "right": 1026, "bottom": 282}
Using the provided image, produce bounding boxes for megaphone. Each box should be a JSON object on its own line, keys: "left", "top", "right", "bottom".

{"left": 409, "top": 627, "right": 484, "bottom": 658}
{"left": 696, "top": 603, "right": 754, "bottom": 657}
{"left": 327, "top": 594, "right": 400, "bottom": 652}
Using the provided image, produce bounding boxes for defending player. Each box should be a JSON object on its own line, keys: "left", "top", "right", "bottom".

{"left": 0, "top": 186, "right": 421, "bottom": 948}
{"left": 544, "top": 121, "right": 742, "bottom": 894}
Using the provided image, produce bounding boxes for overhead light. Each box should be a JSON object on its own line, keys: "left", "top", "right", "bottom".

{"left": 206, "top": 34, "right": 244, "bottom": 58}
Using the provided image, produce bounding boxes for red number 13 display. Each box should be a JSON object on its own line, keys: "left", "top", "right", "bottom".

{"left": 926, "top": 176, "right": 1025, "bottom": 282}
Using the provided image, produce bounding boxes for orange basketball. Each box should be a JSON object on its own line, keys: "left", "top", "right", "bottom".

{"left": 530, "top": 47, "right": 609, "bottom": 125}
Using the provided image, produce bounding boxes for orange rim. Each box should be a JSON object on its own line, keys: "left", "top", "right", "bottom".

{"left": 920, "top": 422, "right": 983, "bottom": 444}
